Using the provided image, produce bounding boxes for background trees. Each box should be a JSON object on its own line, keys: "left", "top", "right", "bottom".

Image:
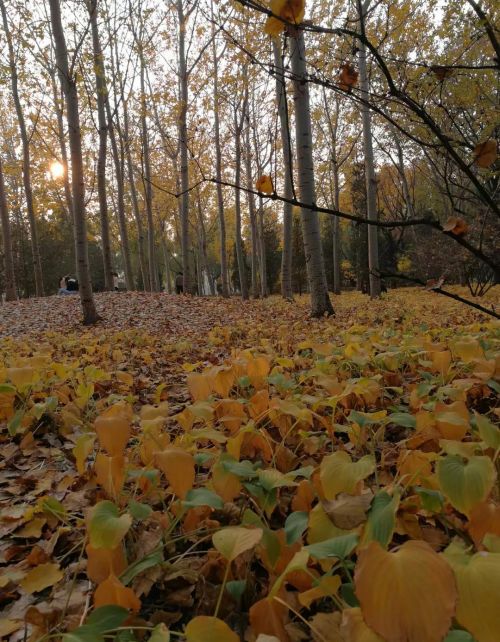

{"left": 0, "top": 0, "right": 497, "bottom": 319}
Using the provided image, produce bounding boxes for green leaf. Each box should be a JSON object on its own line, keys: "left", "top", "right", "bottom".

{"left": 183, "top": 488, "right": 224, "bottom": 509}
{"left": 62, "top": 606, "right": 129, "bottom": 642}
{"left": 443, "top": 632, "right": 476, "bottom": 642}
{"left": 388, "top": 412, "right": 416, "bottom": 428}
{"left": 41, "top": 497, "right": 67, "bottom": 520}
{"left": 305, "top": 533, "right": 359, "bottom": 560}
{"left": 128, "top": 500, "right": 153, "bottom": 521}
{"left": 0, "top": 383, "right": 16, "bottom": 394}
{"left": 474, "top": 412, "right": 500, "bottom": 450}
{"left": 284, "top": 511, "right": 308, "bottom": 545}
{"left": 7, "top": 408, "right": 24, "bottom": 436}
{"left": 340, "top": 582, "right": 359, "bottom": 607}
{"left": 361, "top": 490, "right": 400, "bottom": 549}
{"left": 221, "top": 458, "right": 257, "bottom": 479}
{"left": 415, "top": 487, "right": 444, "bottom": 513}
{"left": 225, "top": 579, "right": 246, "bottom": 602}
{"left": 120, "top": 549, "right": 163, "bottom": 586}
{"left": 437, "top": 455, "right": 496, "bottom": 516}
{"left": 88, "top": 501, "right": 132, "bottom": 549}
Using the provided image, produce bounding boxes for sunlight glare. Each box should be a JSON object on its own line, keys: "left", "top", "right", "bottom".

{"left": 49, "top": 161, "right": 65, "bottom": 179}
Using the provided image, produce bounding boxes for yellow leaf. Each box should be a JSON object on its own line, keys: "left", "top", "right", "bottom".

{"left": 20, "top": 563, "right": 63, "bottom": 594}
{"left": 186, "top": 372, "right": 212, "bottom": 401}
{"left": 320, "top": 451, "right": 375, "bottom": 500}
{"left": 340, "top": 608, "right": 384, "bottom": 642}
{"left": 444, "top": 543, "right": 500, "bottom": 642}
{"left": 140, "top": 402, "right": 169, "bottom": 420}
{"left": 212, "top": 526, "right": 263, "bottom": 562}
{"left": 155, "top": 447, "right": 195, "bottom": 499}
{"left": 95, "top": 453, "right": 126, "bottom": 497}
{"left": 355, "top": 541, "right": 457, "bottom": 642}
{"left": 7, "top": 366, "right": 37, "bottom": 389}
{"left": 298, "top": 574, "right": 341, "bottom": 608}
{"left": 185, "top": 616, "right": 239, "bottom": 642}
{"left": 16, "top": 517, "right": 46, "bottom": 538}
{"left": 0, "top": 619, "right": 22, "bottom": 637}
{"left": 73, "top": 433, "right": 96, "bottom": 474}
{"left": 116, "top": 371, "right": 134, "bottom": 387}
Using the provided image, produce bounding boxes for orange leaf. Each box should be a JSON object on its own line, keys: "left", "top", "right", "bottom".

{"left": 442, "top": 217, "right": 468, "bottom": 236}
{"left": 468, "top": 502, "right": 500, "bottom": 547}
{"left": 94, "top": 453, "right": 126, "bottom": 497}
{"left": 355, "top": 541, "right": 457, "bottom": 642}
{"left": 339, "top": 63, "right": 359, "bottom": 91}
{"left": 340, "top": 607, "right": 384, "bottom": 642}
{"left": 474, "top": 140, "right": 497, "bottom": 168}
{"left": 86, "top": 544, "right": 126, "bottom": 584}
{"left": 249, "top": 596, "right": 289, "bottom": 642}
{"left": 94, "top": 414, "right": 131, "bottom": 456}
{"left": 154, "top": 447, "right": 195, "bottom": 499}
{"left": 94, "top": 573, "right": 141, "bottom": 612}
{"left": 291, "top": 479, "right": 315, "bottom": 512}
{"left": 256, "top": 175, "right": 274, "bottom": 194}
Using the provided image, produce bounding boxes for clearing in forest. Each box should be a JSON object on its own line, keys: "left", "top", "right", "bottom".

{"left": 0, "top": 288, "right": 499, "bottom": 642}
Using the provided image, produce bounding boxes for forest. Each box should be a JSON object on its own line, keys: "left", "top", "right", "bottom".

{"left": 0, "top": 0, "right": 499, "bottom": 641}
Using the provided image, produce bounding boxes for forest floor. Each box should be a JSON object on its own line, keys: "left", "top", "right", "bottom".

{"left": 0, "top": 287, "right": 499, "bottom": 642}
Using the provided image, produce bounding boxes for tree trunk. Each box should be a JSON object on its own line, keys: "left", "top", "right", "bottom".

{"left": 233, "top": 104, "right": 249, "bottom": 300}
{"left": 332, "top": 161, "right": 341, "bottom": 294}
{"left": 358, "top": 0, "right": 381, "bottom": 298}
{"left": 122, "top": 96, "right": 148, "bottom": 290}
{"left": 0, "top": 0, "right": 44, "bottom": 296}
{"left": 88, "top": 0, "right": 113, "bottom": 290}
{"left": 177, "top": 0, "right": 191, "bottom": 294}
{"left": 272, "top": 39, "right": 293, "bottom": 300}
{"left": 139, "top": 56, "right": 157, "bottom": 292}
{"left": 49, "top": 68, "right": 73, "bottom": 224}
{"left": 211, "top": 1, "right": 229, "bottom": 297}
{"left": 0, "top": 155, "right": 17, "bottom": 301}
{"left": 290, "top": 27, "right": 333, "bottom": 317}
{"left": 49, "top": 0, "right": 99, "bottom": 324}
{"left": 196, "top": 190, "right": 215, "bottom": 296}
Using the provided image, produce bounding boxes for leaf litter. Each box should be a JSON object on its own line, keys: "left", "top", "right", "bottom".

{"left": 0, "top": 287, "right": 498, "bottom": 641}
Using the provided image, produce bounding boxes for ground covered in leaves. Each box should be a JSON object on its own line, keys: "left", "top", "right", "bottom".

{"left": 0, "top": 288, "right": 499, "bottom": 642}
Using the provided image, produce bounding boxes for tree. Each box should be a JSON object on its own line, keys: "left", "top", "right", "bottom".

{"left": 0, "top": 153, "right": 16, "bottom": 300}
{"left": 0, "top": 0, "right": 44, "bottom": 296}
{"left": 48, "top": 0, "right": 99, "bottom": 324}
{"left": 289, "top": 26, "right": 333, "bottom": 317}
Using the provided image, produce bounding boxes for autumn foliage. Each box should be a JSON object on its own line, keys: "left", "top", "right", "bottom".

{"left": 0, "top": 288, "right": 499, "bottom": 641}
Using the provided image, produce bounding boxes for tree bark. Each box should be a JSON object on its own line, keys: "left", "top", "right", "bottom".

{"left": 88, "top": 0, "right": 113, "bottom": 291}
{"left": 233, "top": 103, "right": 248, "bottom": 299}
{"left": 139, "top": 54, "right": 158, "bottom": 291}
{"left": 196, "top": 189, "right": 215, "bottom": 296}
{"left": 358, "top": 0, "right": 381, "bottom": 298}
{"left": 49, "top": 67, "right": 73, "bottom": 224}
{"left": 177, "top": 0, "right": 191, "bottom": 294}
{"left": 211, "top": 0, "right": 229, "bottom": 297}
{"left": 49, "top": 0, "right": 99, "bottom": 324}
{"left": 273, "top": 39, "right": 293, "bottom": 300}
{"left": 243, "top": 73, "right": 259, "bottom": 298}
{"left": 0, "top": 155, "right": 17, "bottom": 301}
{"left": 290, "top": 27, "right": 333, "bottom": 317}
{"left": 0, "top": 0, "right": 44, "bottom": 296}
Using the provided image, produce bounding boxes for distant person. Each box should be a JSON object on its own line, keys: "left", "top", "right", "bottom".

{"left": 175, "top": 273, "right": 183, "bottom": 294}
{"left": 58, "top": 275, "right": 78, "bottom": 295}
{"left": 112, "top": 272, "right": 119, "bottom": 291}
